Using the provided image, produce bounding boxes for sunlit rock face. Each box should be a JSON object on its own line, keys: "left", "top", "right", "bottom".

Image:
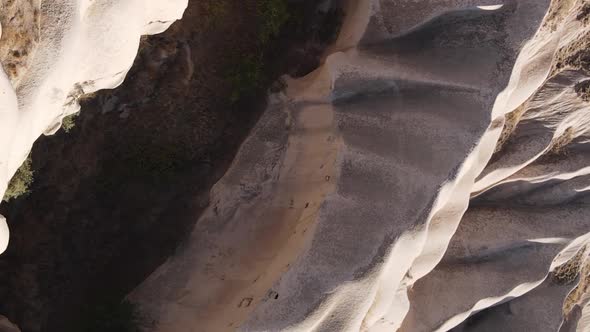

{"left": 129, "top": 0, "right": 590, "bottom": 331}
{"left": 0, "top": 0, "right": 187, "bottom": 253}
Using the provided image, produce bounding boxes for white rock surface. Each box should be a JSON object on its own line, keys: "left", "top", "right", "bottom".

{"left": 0, "top": 0, "right": 188, "bottom": 253}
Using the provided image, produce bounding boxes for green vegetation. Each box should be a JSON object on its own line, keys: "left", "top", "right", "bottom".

{"left": 79, "top": 299, "right": 140, "bottom": 332}
{"left": 62, "top": 113, "right": 79, "bottom": 133}
{"left": 95, "top": 136, "right": 190, "bottom": 196}
{"left": 202, "top": 1, "right": 229, "bottom": 28}
{"left": 256, "top": 0, "right": 290, "bottom": 46}
{"left": 4, "top": 155, "right": 33, "bottom": 201}
{"left": 226, "top": 55, "right": 265, "bottom": 103}
{"left": 225, "top": 0, "right": 290, "bottom": 103}
{"left": 125, "top": 143, "right": 186, "bottom": 180}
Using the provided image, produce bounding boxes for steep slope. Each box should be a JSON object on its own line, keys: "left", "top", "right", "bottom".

{"left": 400, "top": 2, "right": 590, "bottom": 330}
{"left": 0, "top": 0, "right": 188, "bottom": 253}
{"left": 129, "top": 0, "right": 590, "bottom": 331}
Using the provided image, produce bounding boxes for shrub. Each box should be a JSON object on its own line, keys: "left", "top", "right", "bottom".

{"left": 257, "top": 0, "right": 290, "bottom": 46}
{"left": 62, "top": 113, "right": 79, "bottom": 133}
{"left": 4, "top": 155, "right": 33, "bottom": 201}
{"left": 225, "top": 0, "right": 289, "bottom": 103}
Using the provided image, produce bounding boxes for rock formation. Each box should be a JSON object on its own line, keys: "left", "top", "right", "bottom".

{"left": 2, "top": 0, "right": 590, "bottom": 331}
{"left": 130, "top": 0, "right": 590, "bottom": 331}
{"left": 0, "top": 0, "right": 188, "bottom": 253}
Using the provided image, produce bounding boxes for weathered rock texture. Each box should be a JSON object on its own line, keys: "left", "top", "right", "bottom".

{"left": 0, "top": 0, "right": 40, "bottom": 84}
{"left": 130, "top": 0, "right": 590, "bottom": 331}
{"left": 0, "top": 0, "right": 188, "bottom": 254}
{"left": 2, "top": 0, "right": 590, "bottom": 331}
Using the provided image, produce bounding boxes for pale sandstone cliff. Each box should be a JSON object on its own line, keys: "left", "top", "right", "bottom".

{"left": 0, "top": 0, "right": 187, "bottom": 253}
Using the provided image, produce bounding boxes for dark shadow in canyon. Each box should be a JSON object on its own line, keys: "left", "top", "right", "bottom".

{"left": 0, "top": 0, "right": 343, "bottom": 331}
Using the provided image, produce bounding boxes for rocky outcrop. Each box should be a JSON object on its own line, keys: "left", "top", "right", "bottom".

{"left": 130, "top": 0, "right": 590, "bottom": 331}
{"left": 0, "top": 0, "right": 40, "bottom": 84}
{"left": 0, "top": 0, "right": 188, "bottom": 253}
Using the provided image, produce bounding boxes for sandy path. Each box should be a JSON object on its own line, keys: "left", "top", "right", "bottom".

{"left": 129, "top": 83, "right": 340, "bottom": 331}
